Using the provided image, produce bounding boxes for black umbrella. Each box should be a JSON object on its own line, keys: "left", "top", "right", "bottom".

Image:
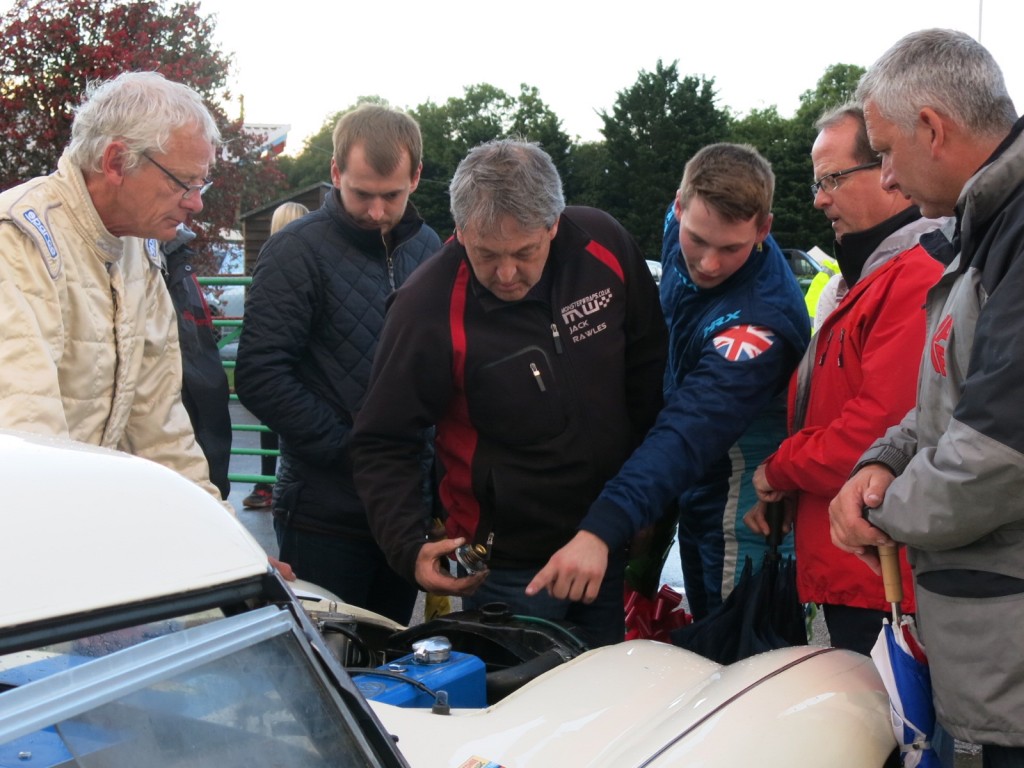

{"left": 670, "top": 501, "right": 806, "bottom": 664}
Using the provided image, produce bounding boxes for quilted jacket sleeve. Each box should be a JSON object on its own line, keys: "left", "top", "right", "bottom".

{"left": 236, "top": 231, "right": 351, "bottom": 466}
{"left": 351, "top": 279, "right": 454, "bottom": 585}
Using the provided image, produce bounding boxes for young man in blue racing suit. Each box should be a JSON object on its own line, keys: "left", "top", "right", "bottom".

{"left": 530, "top": 143, "right": 809, "bottom": 620}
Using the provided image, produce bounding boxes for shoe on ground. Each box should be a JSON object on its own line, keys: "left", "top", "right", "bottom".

{"left": 243, "top": 483, "right": 273, "bottom": 509}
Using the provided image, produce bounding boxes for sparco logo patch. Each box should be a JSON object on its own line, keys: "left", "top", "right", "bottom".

{"left": 23, "top": 209, "right": 61, "bottom": 279}
{"left": 560, "top": 288, "right": 613, "bottom": 343}
{"left": 144, "top": 238, "right": 162, "bottom": 269}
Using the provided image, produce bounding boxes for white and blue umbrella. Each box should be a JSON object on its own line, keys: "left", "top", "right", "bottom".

{"left": 872, "top": 545, "right": 940, "bottom": 768}
{"left": 870, "top": 615, "right": 939, "bottom": 767}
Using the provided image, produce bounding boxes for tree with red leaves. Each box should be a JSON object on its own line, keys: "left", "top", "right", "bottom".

{"left": 0, "top": 0, "right": 285, "bottom": 266}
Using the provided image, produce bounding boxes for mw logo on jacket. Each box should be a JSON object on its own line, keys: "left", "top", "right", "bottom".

{"left": 561, "top": 287, "right": 614, "bottom": 342}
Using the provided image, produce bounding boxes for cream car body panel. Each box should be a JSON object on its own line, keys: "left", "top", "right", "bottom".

{"left": 0, "top": 429, "right": 897, "bottom": 767}
{"left": 375, "top": 641, "right": 893, "bottom": 767}
{"left": 4, "top": 429, "right": 268, "bottom": 628}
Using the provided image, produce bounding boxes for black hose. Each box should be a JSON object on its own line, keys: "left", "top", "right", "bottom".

{"left": 320, "top": 621, "right": 372, "bottom": 665}
{"left": 345, "top": 667, "right": 438, "bottom": 700}
{"left": 485, "top": 648, "right": 568, "bottom": 702}
{"left": 509, "top": 614, "right": 589, "bottom": 651}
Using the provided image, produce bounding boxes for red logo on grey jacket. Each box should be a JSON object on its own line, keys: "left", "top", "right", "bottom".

{"left": 930, "top": 315, "right": 953, "bottom": 376}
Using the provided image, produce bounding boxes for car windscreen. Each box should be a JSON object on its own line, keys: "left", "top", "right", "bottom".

{"left": 0, "top": 606, "right": 381, "bottom": 767}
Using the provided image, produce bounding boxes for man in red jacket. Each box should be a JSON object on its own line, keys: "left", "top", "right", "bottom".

{"left": 745, "top": 104, "right": 949, "bottom": 654}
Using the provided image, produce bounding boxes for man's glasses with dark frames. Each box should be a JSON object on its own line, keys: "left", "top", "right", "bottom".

{"left": 810, "top": 160, "right": 881, "bottom": 199}
{"left": 143, "top": 153, "right": 213, "bottom": 200}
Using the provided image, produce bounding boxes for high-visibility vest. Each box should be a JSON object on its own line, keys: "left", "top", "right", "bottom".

{"left": 803, "top": 255, "right": 840, "bottom": 323}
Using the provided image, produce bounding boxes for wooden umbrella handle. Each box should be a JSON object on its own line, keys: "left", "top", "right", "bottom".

{"left": 878, "top": 543, "right": 903, "bottom": 605}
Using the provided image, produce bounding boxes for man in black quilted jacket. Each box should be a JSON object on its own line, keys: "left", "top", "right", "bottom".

{"left": 236, "top": 105, "right": 441, "bottom": 624}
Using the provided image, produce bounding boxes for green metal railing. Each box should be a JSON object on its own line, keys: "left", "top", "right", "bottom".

{"left": 199, "top": 275, "right": 278, "bottom": 485}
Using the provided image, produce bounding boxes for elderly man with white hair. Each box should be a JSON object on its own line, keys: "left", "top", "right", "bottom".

{"left": 0, "top": 72, "right": 246, "bottom": 518}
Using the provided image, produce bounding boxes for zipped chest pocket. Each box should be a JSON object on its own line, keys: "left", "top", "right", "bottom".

{"left": 816, "top": 327, "right": 847, "bottom": 368}
{"left": 467, "top": 345, "right": 568, "bottom": 446}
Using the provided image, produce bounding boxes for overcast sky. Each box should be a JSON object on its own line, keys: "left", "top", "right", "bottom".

{"left": 197, "top": 0, "right": 1020, "bottom": 155}
{"left": 2, "top": 0, "right": 1017, "bottom": 154}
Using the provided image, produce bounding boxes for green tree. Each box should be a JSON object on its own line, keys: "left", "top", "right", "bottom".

{"left": 564, "top": 140, "right": 611, "bottom": 208}
{"left": 799, "top": 63, "right": 866, "bottom": 117}
{"left": 730, "top": 105, "right": 812, "bottom": 249}
{"left": 791, "top": 63, "right": 866, "bottom": 253}
{"left": 599, "top": 60, "right": 731, "bottom": 258}
{"left": 277, "top": 97, "right": 392, "bottom": 190}
{"left": 277, "top": 112, "right": 341, "bottom": 190}
{"left": 509, "top": 84, "right": 573, "bottom": 173}
{"left": 411, "top": 83, "right": 572, "bottom": 235}
{"left": 731, "top": 63, "right": 865, "bottom": 253}
{"left": 0, "top": 0, "right": 285, "bottom": 269}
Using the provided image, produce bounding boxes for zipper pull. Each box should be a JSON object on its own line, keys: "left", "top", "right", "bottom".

{"left": 817, "top": 329, "right": 833, "bottom": 366}
{"left": 530, "top": 362, "right": 547, "bottom": 392}
{"left": 550, "top": 323, "right": 563, "bottom": 354}
{"left": 837, "top": 328, "right": 845, "bottom": 368}
{"left": 382, "top": 232, "right": 396, "bottom": 290}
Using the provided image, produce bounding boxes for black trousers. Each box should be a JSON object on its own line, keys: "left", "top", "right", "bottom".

{"left": 985, "top": 746, "right": 1024, "bottom": 768}
{"left": 822, "top": 603, "right": 894, "bottom": 656}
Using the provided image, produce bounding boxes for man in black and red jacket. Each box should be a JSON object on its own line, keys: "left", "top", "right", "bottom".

{"left": 352, "top": 139, "right": 667, "bottom": 646}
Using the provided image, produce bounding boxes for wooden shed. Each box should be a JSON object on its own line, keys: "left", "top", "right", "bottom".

{"left": 239, "top": 182, "right": 332, "bottom": 274}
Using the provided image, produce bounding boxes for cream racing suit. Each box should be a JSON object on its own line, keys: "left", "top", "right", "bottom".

{"left": 0, "top": 153, "right": 223, "bottom": 503}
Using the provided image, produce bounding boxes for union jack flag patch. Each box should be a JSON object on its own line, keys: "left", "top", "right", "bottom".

{"left": 712, "top": 325, "right": 775, "bottom": 362}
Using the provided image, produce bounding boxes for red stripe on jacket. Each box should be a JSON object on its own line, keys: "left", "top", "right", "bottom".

{"left": 585, "top": 239, "right": 625, "bottom": 282}
{"left": 436, "top": 261, "right": 482, "bottom": 540}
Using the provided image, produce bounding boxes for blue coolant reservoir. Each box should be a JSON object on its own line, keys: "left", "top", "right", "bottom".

{"left": 353, "top": 636, "right": 486, "bottom": 708}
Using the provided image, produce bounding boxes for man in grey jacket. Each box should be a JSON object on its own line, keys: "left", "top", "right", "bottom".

{"left": 829, "top": 29, "right": 1024, "bottom": 764}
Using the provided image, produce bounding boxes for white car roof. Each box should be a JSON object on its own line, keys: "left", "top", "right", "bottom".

{"left": 2, "top": 430, "right": 268, "bottom": 630}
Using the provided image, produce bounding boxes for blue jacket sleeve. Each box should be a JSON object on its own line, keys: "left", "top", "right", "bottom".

{"left": 581, "top": 327, "right": 795, "bottom": 550}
